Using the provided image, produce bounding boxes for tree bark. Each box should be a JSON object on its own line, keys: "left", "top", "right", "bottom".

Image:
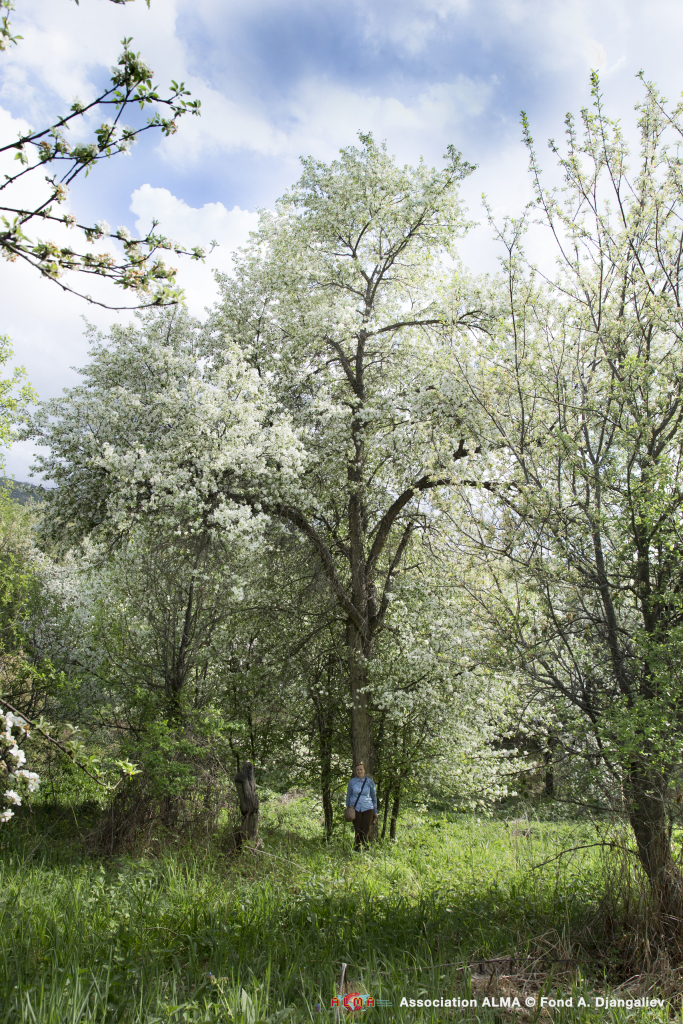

{"left": 348, "top": 622, "right": 375, "bottom": 775}
{"left": 234, "top": 760, "right": 259, "bottom": 848}
{"left": 322, "top": 784, "right": 334, "bottom": 840}
{"left": 389, "top": 790, "right": 400, "bottom": 840}
{"left": 626, "top": 765, "right": 683, "bottom": 922}
{"left": 544, "top": 762, "right": 554, "bottom": 799}
{"left": 543, "top": 733, "right": 557, "bottom": 798}
{"left": 319, "top": 713, "right": 334, "bottom": 840}
{"left": 381, "top": 787, "right": 390, "bottom": 839}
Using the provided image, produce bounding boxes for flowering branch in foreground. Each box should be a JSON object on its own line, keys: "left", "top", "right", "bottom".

{"left": 1, "top": 36, "right": 208, "bottom": 308}
{"left": 0, "top": 707, "right": 38, "bottom": 822}
{"left": 0, "top": 696, "right": 139, "bottom": 822}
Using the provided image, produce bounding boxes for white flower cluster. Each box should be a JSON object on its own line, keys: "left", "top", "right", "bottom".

{"left": 0, "top": 710, "right": 39, "bottom": 823}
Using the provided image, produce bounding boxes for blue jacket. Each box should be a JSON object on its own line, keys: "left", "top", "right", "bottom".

{"left": 346, "top": 775, "right": 377, "bottom": 814}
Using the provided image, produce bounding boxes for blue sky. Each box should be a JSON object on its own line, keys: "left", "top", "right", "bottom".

{"left": 0, "top": 0, "right": 680, "bottom": 477}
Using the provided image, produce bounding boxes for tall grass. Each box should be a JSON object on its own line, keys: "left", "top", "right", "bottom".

{"left": 0, "top": 798, "right": 674, "bottom": 1022}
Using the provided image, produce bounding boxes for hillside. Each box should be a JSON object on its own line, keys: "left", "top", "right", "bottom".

{"left": 1, "top": 478, "right": 46, "bottom": 505}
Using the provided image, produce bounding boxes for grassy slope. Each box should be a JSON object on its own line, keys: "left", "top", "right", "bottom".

{"left": 0, "top": 797, "right": 674, "bottom": 1023}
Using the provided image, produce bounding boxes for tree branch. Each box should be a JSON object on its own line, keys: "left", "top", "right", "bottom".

{"left": 374, "top": 522, "right": 414, "bottom": 631}
{"left": 0, "top": 696, "right": 109, "bottom": 788}
{"left": 367, "top": 441, "right": 472, "bottom": 574}
{"left": 274, "top": 504, "right": 366, "bottom": 636}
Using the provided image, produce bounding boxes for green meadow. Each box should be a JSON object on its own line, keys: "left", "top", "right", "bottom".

{"left": 0, "top": 796, "right": 676, "bottom": 1024}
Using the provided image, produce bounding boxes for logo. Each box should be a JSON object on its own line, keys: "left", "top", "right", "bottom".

{"left": 330, "top": 994, "right": 391, "bottom": 1011}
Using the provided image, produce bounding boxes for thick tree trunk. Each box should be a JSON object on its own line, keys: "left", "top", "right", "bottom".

{"left": 626, "top": 765, "right": 683, "bottom": 924}
{"left": 234, "top": 760, "right": 259, "bottom": 848}
{"left": 351, "top": 694, "right": 374, "bottom": 774}
{"left": 348, "top": 622, "right": 375, "bottom": 775}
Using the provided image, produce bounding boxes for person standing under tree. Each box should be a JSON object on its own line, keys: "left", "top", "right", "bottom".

{"left": 346, "top": 762, "right": 378, "bottom": 850}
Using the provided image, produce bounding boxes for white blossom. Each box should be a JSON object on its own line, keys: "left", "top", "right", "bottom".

{"left": 16, "top": 770, "right": 40, "bottom": 792}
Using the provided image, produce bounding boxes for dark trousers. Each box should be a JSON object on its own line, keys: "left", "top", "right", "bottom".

{"left": 353, "top": 808, "right": 374, "bottom": 849}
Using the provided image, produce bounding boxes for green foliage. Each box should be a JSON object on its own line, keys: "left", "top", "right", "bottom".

{"left": 0, "top": 488, "right": 65, "bottom": 717}
{"left": 26, "top": 138, "right": 495, "bottom": 807}
{"left": 17, "top": 71, "right": 683, "bottom": 944}
{"left": 0, "top": 491, "right": 147, "bottom": 814}
{"left": 0, "top": 338, "right": 34, "bottom": 456}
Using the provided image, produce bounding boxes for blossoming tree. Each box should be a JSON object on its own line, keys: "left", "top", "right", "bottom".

{"left": 205, "top": 135, "right": 487, "bottom": 775}
{"left": 452, "top": 76, "right": 683, "bottom": 924}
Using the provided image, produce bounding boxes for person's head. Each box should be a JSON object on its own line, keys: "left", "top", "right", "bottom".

{"left": 355, "top": 762, "right": 366, "bottom": 778}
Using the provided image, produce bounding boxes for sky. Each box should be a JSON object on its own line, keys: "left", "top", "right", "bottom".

{"left": 0, "top": 0, "right": 681, "bottom": 479}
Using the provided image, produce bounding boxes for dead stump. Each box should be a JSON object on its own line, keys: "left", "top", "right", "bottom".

{"left": 233, "top": 760, "right": 259, "bottom": 849}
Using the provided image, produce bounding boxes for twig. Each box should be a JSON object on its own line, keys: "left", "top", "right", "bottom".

{"left": 0, "top": 696, "right": 109, "bottom": 789}
{"left": 335, "top": 963, "right": 347, "bottom": 1023}
{"left": 531, "top": 841, "right": 636, "bottom": 870}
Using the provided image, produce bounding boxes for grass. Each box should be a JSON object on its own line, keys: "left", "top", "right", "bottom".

{"left": 0, "top": 795, "right": 677, "bottom": 1023}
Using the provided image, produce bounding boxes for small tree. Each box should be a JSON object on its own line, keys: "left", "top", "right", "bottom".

{"left": 454, "top": 75, "right": 683, "bottom": 922}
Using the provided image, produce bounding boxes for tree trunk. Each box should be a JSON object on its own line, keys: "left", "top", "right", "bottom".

{"left": 626, "top": 765, "right": 683, "bottom": 923}
{"left": 543, "top": 733, "right": 557, "bottom": 798}
{"left": 348, "top": 623, "right": 375, "bottom": 774}
{"left": 320, "top": 713, "right": 334, "bottom": 840}
{"left": 381, "top": 787, "right": 390, "bottom": 839}
{"left": 389, "top": 790, "right": 400, "bottom": 840}
{"left": 322, "top": 784, "right": 334, "bottom": 840}
{"left": 544, "top": 763, "right": 554, "bottom": 799}
{"left": 351, "top": 694, "right": 374, "bottom": 774}
{"left": 234, "top": 760, "right": 259, "bottom": 848}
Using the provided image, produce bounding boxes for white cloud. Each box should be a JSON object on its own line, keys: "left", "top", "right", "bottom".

{"left": 0, "top": 104, "right": 30, "bottom": 143}
{"left": 288, "top": 76, "right": 495, "bottom": 156}
{"left": 154, "top": 87, "right": 290, "bottom": 165}
{"left": 4, "top": 0, "right": 683, "bottom": 487}
{"left": 586, "top": 39, "right": 607, "bottom": 71}
{"left": 130, "top": 185, "right": 259, "bottom": 315}
{"left": 0, "top": 0, "right": 185, "bottom": 124}
{"left": 157, "top": 74, "right": 497, "bottom": 171}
